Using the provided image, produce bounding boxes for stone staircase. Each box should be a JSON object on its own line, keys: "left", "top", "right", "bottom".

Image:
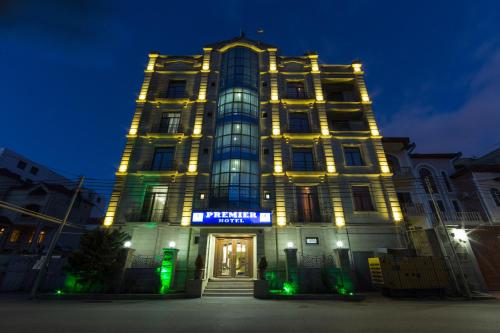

{"left": 203, "top": 279, "right": 254, "bottom": 297}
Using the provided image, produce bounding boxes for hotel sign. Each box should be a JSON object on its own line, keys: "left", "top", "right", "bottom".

{"left": 191, "top": 211, "right": 272, "bottom": 226}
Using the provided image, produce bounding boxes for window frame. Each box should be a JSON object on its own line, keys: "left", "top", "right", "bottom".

{"left": 151, "top": 147, "right": 175, "bottom": 171}
{"left": 351, "top": 185, "right": 376, "bottom": 212}
{"left": 343, "top": 145, "right": 365, "bottom": 167}
{"left": 165, "top": 80, "right": 187, "bottom": 99}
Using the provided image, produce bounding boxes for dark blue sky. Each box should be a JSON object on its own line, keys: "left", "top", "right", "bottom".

{"left": 1, "top": 0, "right": 499, "bottom": 181}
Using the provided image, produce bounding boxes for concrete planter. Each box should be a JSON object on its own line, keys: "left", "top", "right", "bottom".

{"left": 254, "top": 280, "right": 269, "bottom": 299}
{"left": 186, "top": 279, "right": 203, "bottom": 298}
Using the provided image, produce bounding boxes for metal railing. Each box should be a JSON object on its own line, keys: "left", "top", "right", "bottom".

{"left": 330, "top": 120, "right": 369, "bottom": 131}
{"left": 285, "top": 162, "right": 325, "bottom": 172}
{"left": 392, "top": 166, "right": 413, "bottom": 178}
{"left": 126, "top": 208, "right": 169, "bottom": 223}
{"left": 289, "top": 213, "right": 331, "bottom": 224}
{"left": 401, "top": 203, "right": 427, "bottom": 216}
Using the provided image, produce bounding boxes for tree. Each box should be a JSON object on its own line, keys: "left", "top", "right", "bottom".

{"left": 65, "top": 228, "right": 129, "bottom": 293}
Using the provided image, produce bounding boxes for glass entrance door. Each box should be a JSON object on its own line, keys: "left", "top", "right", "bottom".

{"left": 214, "top": 238, "right": 253, "bottom": 278}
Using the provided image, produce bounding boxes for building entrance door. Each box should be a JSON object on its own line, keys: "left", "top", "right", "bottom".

{"left": 214, "top": 237, "right": 253, "bottom": 278}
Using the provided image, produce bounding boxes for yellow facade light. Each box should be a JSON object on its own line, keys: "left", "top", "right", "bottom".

{"left": 103, "top": 216, "right": 113, "bottom": 227}
{"left": 272, "top": 128, "right": 281, "bottom": 136}
{"left": 129, "top": 128, "right": 137, "bottom": 135}
{"left": 370, "top": 128, "right": 380, "bottom": 136}
{"left": 271, "top": 94, "right": 279, "bottom": 102}
{"left": 274, "top": 164, "right": 283, "bottom": 173}
{"left": 138, "top": 93, "right": 146, "bottom": 101}
{"left": 335, "top": 216, "right": 345, "bottom": 227}
{"left": 327, "top": 164, "right": 336, "bottom": 173}
{"left": 118, "top": 164, "right": 127, "bottom": 173}
{"left": 193, "top": 126, "right": 202, "bottom": 135}
{"left": 277, "top": 215, "right": 286, "bottom": 226}
{"left": 188, "top": 164, "right": 197, "bottom": 173}
{"left": 380, "top": 165, "right": 390, "bottom": 174}
{"left": 181, "top": 216, "right": 190, "bottom": 226}
{"left": 146, "top": 54, "right": 158, "bottom": 71}
{"left": 198, "top": 92, "right": 206, "bottom": 101}
{"left": 352, "top": 62, "right": 362, "bottom": 73}
{"left": 362, "top": 95, "right": 370, "bottom": 102}
{"left": 321, "top": 127, "right": 330, "bottom": 136}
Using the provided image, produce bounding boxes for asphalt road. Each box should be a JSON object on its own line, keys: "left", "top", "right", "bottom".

{"left": 1, "top": 295, "right": 499, "bottom": 333}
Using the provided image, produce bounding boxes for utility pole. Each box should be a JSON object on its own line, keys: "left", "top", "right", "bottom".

{"left": 424, "top": 177, "right": 471, "bottom": 298}
{"left": 30, "top": 176, "right": 84, "bottom": 299}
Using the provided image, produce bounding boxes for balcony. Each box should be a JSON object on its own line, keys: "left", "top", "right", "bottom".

{"left": 289, "top": 212, "right": 331, "bottom": 224}
{"left": 126, "top": 208, "right": 169, "bottom": 223}
{"left": 392, "top": 167, "right": 413, "bottom": 178}
{"left": 146, "top": 126, "right": 184, "bottom": 140}
{"left": 401, "top": 204, "right": 483, "bottom": 226}
{"left": 330, "top": 120, "right": 369, "bottom": 132}
{"left": 285, "top": 162, "right": 325, "bottom": 178}
{"left": 439, "top": 211, "right": 483, "bottom": 226}
{"left": 136, "top": 161, "right": 179, "bottom": 176}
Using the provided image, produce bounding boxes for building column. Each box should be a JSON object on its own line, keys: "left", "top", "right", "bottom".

{"left": 104, "top": 53, "right": 158, "bottom": 226}
{"left": 181, "top": 48, "right": 211, "bottom": 226}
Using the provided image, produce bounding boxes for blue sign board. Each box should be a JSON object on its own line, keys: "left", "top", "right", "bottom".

{"left": 191, "top": 211, "right": 272, "bottom": 226}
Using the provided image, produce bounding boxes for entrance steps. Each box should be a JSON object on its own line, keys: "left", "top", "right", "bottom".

{"left": 203, "top": 279, "right": 254, "bottom": 297}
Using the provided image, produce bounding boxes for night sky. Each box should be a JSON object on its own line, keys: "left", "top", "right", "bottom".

{"left": 1, "top": 0, "right": 499, "bottom": 182}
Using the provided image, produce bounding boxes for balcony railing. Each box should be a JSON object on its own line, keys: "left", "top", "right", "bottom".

{"left": 401, "top": 203, "right": 427, "bottom": 216}
{"left": 440, "top": 211, "right": 482, "bottom": 225}
{"left": 286, "top": 162, "right": 325, "bottom": 172}
{"left": 330, "top": 120, "right": 369, "bottom": 131}
{"left": 125, "top": 208, "right": 169, "bottom": 223}
{"left": 139, "top": 160, "right": 179, "bottom": 172}
{"left": 392, "top": 167, "right": 413, "bottom": 178}
{"left": 285, "top": 92, "right": 310, "bottom": 99}
{"left": 289, "top": 213, "right": 331, "bottom": 224}
{"left": 401, "top": 204, "right": 482, "bottom": 225}
{"left": 149, "top": 126, "right": 183, "bottom": 135}
{"left": 285, "top": 125, "right": 320, "bottom": 134}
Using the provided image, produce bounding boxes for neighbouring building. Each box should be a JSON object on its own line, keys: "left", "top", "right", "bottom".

{"left": 383, "top": 138, "right": 500, "bottom": 292}
{"left": 104, "top": 36, "right": 410, "bottom": 293}
{"left": 0, "top": 148, "right": 105, "bottom": 253}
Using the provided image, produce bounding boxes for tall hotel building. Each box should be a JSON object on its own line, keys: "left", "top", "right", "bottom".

{"left": 104, "top": 36, "right": 405, "bottom": 291}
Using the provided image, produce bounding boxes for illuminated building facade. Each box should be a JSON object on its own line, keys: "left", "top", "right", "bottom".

{"left": 105, "top": 36, "right": 406, "bottom": 292}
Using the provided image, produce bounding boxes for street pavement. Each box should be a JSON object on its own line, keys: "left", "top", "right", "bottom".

{"left": 1, "top": 294, "right": 499, "bottom": 333}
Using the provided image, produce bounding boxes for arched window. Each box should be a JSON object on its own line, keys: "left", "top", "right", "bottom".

{"left": 386, "top": 154, "right": 401, "bottom": 174}
{"left": 419, "top": 168, "right": 438, "bottom": 194}
{"left": 491, "top": 188, "right": 500, "bottom": 207}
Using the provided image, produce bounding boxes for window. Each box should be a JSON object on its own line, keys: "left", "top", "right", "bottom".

{"left": 292, "top": 148, "right": 315, "bottom": 171}
{"left": 166, "top": 80, "right": 186, "bottom": 98}
{"left": 288, "top": 113, "right": 310, "bottom": 133}
{"left": 286, "top": 81, "right": 307, "bottom": 99}
{"left": 9, "top": 229, "right": 20, "bottom": 243}
{"left": 17, "top": 160, "right": 27, "bottom": 170}
{"left": 387, "top": 155, "right": 401, "bottom": 174}
{"left": 158, "top": 112, "right": 181, "bottom": 134}
{"left": 344, "top": 147, "right": 364, "bottom": 166}
{"left": 441, "top": 171, "right": 452, "bottom": 192}
{"left": 142, "top": 186, "right": 168, "bottom": 222}
{"left": 323, "top": 82, "right": 360, "bottom": 102}
{"left": 37, "top": 230, "right": 46, "bottom": 245}
{"left": 397, "top": 192, "right": 413, "bottom": 207}
{"left": 352, "top": 186, "right": 375, "bottom": 211}
{"left": 419, "top": 168, "right": 438, "bottom": 193}
{"left": 491, "top": 188, "right": 500, "bottom": 207}
{"left": 30, "top": 166, "right": 39, "bottom": 175}
{"left": 151, "top": 147, "right": 175, "bottom": 171}
{"left": 296, "top": 186, "right": 321, "bottom": 222}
